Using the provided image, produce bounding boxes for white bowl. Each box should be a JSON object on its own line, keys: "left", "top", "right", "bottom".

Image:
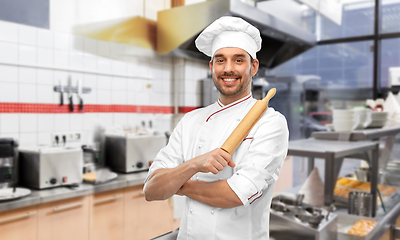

{"left": 332, "top": 109, "right": 354, "bottom": 117}
{"left": 333, "top": 119, "right": 355, "bottom": 132}
{"left": 353, "top": 109, "right": 372, "bottom": 129}
{"left": 370, "top": 112, "right": 388, "bottom": 120}
{"left": 368, "top": 119, "right": 387, "bottom": 128}
{"left": 333, "top": 113, "right": 354, "bottom": 122}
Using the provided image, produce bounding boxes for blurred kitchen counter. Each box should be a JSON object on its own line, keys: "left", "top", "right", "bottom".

{"left": 0, "top": 171, "right": 149, "bottom": 213}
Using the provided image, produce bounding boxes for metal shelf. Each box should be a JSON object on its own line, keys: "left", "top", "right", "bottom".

{"left": 311, "top": 127, "right": 400, "bottom": 141}
{"left": 288, "top": 139, "right": 379, "bottom": 216}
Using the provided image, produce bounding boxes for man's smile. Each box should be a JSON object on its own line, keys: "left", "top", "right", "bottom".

{"left": 221, "top": 77, "right": 240, "bottom": 85}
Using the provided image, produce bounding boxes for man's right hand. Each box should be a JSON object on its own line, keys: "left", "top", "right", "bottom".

{"left": 192, "top": 148, "right": 235, "bottom": 174}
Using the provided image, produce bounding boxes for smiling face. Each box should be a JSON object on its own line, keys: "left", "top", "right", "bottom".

{"left": 210, "top": 47, "right": 259, "bottom": 105}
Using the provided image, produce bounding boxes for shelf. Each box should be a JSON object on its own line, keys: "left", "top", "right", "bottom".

{"left": 288, "top": 138, "right": 379, "bottom": 216}
{"left": 311, "top": 127, "right": 400, "bottom": 141}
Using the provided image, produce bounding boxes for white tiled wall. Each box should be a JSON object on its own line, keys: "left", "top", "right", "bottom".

{"left": 0, "top": 19, "right": 209, "bottom": 148}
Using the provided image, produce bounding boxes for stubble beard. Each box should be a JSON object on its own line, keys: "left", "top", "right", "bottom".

{"left": 212, "top": 69, "right": 252, "bottom": 98}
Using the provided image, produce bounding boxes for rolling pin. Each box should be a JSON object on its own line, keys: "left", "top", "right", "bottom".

{"left": 220, "top": 88, "right": 276, "bottom": 155}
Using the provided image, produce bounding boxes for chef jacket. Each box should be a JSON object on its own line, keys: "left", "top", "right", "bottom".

{"left": 146, "top": 93, "right": 289, "bottom": 240}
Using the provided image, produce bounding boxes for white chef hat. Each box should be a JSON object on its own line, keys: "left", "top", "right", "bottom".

{"left": 195, "top": 16, "right": 262, "bottom": 59}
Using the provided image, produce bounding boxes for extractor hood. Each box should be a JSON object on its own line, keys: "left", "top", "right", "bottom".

{"left": 157, "top": 0, "right": 317, "bottom": 69}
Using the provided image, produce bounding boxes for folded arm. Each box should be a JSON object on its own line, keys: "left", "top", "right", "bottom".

{"left": 143, "top": 148, "right": 235, "bottom": 201}
{"left": 176, "top": 179, "right": 243, "bottom": 208}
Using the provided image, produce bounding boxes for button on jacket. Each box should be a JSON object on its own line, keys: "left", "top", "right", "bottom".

{"left": 146, "top": 94, "right": 289, "bottom": 240}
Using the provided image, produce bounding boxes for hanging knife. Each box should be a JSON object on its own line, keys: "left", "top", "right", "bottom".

{"left": 68, "top": 76, "right": 74, "bottom": 111}
{"left": 59, "top": 79, "right": 64, "bottom": 106}
{"left": 77, "top": 79, "right": 84, "bottom": 110}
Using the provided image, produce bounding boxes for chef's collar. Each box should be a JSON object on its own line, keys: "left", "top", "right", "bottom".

{"left": 217, "top": 93, "right": 252, "bottom": 108}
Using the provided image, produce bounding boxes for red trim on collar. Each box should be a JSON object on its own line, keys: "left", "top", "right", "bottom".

{"left": 218, "top": 101, "right": 223, "bottom": 107}
{"left": 206, "top": 95, "right": 251, "bottom": 122}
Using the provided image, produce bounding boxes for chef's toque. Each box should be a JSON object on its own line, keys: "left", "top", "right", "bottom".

{"left": 195, "top": 16, "right": 262, "bottom": 59}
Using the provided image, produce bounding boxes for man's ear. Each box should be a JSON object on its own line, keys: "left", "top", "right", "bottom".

{"left": 209, "top": 59, "right": 213, "bottom": 73}
{"left": 251, "top": 59, "right": 259, "bottom": 77}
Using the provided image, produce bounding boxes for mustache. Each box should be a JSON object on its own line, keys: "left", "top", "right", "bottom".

{"left": 218, "top": 74, "right": 241, "bottom": 78}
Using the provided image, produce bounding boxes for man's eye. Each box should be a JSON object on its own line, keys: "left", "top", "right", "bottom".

{"left": 236, "top": 59, "right": 243, "bottom": 63}
{"left": 217, "top": 59, "right": 224, "bottom": 63}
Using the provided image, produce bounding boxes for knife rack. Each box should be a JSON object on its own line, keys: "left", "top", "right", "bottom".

{"left": 53, "top": 86, "right": 92, "bottom": 94}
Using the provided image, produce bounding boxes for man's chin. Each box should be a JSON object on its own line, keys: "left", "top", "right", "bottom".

{"left": 219, "top": 89, "right": 242, "bottom": 97}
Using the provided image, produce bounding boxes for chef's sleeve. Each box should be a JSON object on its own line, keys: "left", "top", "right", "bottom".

{"left": 145, "top": 119, "right": 185, "bottom": 182}
{"left": 227, "top": 112, "right": 289, "bottom": 206}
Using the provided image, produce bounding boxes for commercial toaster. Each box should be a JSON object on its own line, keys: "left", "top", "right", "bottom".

{"left": 105, "top": 133, "right": 166, "bottom": 173}
{"left": 19, "top": 147, "right": 82, "bottom": 189}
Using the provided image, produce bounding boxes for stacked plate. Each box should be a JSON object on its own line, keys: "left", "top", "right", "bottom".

{"left": 0, "top": 188, "right": 31, "bottom": 201}
{"left": 369, "top": 112, "right": 388, "bottom": 128}
{"left": 332, "top": 109, "right": 387, "bottom": 131}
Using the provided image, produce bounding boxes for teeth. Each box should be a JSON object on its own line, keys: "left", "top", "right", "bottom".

{"left": 223, "top": 78, "right": 236, "bottom": 82}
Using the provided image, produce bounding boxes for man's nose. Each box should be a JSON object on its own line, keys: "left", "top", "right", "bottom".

{"left": 224, "top": 60, "right": 234, "bottom": 73}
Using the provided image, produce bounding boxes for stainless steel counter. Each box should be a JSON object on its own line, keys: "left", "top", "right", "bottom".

{"left": 288, "top": 139, "right": 379, "bottom": 215}
{"left": 0, "top": 171, "right": 149, "bottom": 213}
{"left": 282, "top": 185, "right": 400, "bottom": 239}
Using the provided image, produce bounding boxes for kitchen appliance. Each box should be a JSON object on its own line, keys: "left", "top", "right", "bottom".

{"left": 0, "top": 138, "right": 19, "bottom": 188}
{"left": 82, "top": 145, "right": 101, "bottom": 173}
{"left": 19, "top": 147, "right": 82, "bottom": 189}
{"left": 105, "top": 133, "right": 166, "bottom": 173}
{"left": 269, "top": 195, "right": 338, "bottom": 240}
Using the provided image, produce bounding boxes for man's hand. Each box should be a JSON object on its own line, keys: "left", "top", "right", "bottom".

{"left": 192, "top": 148, "right": 235, "bottom": 174}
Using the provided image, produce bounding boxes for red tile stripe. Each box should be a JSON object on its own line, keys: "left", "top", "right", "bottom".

{"left": 178, "top": 106, "right": 198, "bottom": 113}
{"left": 0, "top": 103, "right": 197, "bottom": 114}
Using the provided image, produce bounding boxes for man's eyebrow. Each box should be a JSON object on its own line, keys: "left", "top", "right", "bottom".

{"left": 213, "top": 53, "right": 247, "bottom": 58}
{"left": 234, "top": 54, "right": 247, "bottom": 58}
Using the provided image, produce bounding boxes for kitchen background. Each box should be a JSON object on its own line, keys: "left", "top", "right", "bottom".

{"left": 2, "top": 1, "right": 400, "bottom": 239}
{"left": 0, "top": 0, "right": 400, "bottom": 187}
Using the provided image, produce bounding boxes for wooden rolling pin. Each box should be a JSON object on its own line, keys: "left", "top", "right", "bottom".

{"left": 220, "top": 88, "right": 276, "bottom": 155}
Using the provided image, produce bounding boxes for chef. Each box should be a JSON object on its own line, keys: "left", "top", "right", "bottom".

{"left": 144, "top": 16, "right": 289, "bottom": 240}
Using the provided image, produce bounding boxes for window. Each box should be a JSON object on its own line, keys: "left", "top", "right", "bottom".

{"left": 319, "top": 1, "right": 375, "bottom": 40}
{"left": 380, "top": 37, "right": 400, "bottom": 87}
{"left": 381, "top": 0, "right": 400, "bottom": 34}
{"left": 269, "top": 41, "right": 374, "bottom": 89}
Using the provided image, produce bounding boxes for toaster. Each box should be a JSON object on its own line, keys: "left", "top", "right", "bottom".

{"left": 105, "top": 133, "right": 166, "bottom": 173}
{"left": 19, "top": 147, "right": 82, "bottom": 189}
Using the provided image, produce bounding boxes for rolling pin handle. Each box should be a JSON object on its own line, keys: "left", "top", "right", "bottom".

{"left": 262, "top": 88, "right": 276, "bottom": 103}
